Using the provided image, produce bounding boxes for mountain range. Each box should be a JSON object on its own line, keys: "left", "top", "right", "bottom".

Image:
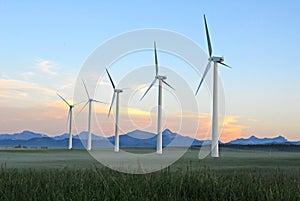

{"left": 0, "top": 130, "right": 299, "bottom": 149}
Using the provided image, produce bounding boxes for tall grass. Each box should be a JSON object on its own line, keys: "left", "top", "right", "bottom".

{"left": 0, "top": 167, "right": 299, "bottom": 201}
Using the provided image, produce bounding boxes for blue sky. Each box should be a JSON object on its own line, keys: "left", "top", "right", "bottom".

{"left": 0, "top": 1, "right": 299, "bottom": 140}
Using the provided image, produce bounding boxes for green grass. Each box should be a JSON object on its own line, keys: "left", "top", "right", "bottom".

{"left": 0, "top": 167, "right": 300, "bottom": 201}
{"left": 0, "top": 146, "right": 300, "bottom": 200}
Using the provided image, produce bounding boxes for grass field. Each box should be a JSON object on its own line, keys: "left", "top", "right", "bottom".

{"left": 0, "top": 146, "right": 300, "bottom": 200}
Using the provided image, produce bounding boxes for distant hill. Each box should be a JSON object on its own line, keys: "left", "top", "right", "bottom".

{"left": 227, "top": 135, "right": 290, "bottom": 145}
{"left": 108, "top": 129, "right": 209, "bottom": 148}
{"left": 0, "top": 129, "right": 206, "bottom": 149}
{"left": 0, "top": 130, "right": 48, "bottom": 141}
{"left": 0, "top": 130, "right": 299, "bottom": 149}
{"left": 53, "top": 133, "right": 69, "bottom": 141}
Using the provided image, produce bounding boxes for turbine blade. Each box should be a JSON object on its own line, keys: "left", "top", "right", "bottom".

{"left": 73, "top": 101, "right": 85, "bottom": 106}
{"left": 204, "top": 15, "right": 213, "bottom": 58}
{"left": 140, "top": 79, "right": 157, "bottom": 101}
{"left": 218, "top": 62, "right": 232, "bottom": 68}
{"left": 195, "top": 61, "right": 212, "bottom": 95}
{"left": 106, "top": 68, "right": 115, "bottom": 89}
{"left": 162, "top": 80, "right": 175, "bottom": 90}
{"left": 78, "top": 101, "right": 89, "bottom": 115}
{"left": 108, "top": 92, "right": 116, "bottom": 117}
{"left": 57, "top": 93, "right": 70, "bottom": 106}
{"left": 82, "top": 79, "right": 90, "bottom": 99}
{"left": 93, "top": 100, "right": 107, "bottom": 104}
{"left": 154, "top": 41, "right": 158, "bottom": 76}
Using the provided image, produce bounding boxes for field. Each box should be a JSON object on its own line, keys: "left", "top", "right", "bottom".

{"left": 1, "top": 146, "right": 300, "bottom": 200}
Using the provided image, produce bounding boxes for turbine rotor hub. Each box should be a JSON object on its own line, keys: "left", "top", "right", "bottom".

{"left": 210, "top": 56, "right": 224, "bottom": 62}
{"left": 156, "top": 75, "right": 167, "bottom": 80}
{"left": 114, "top": 89, "right": 123, "bottom": 93}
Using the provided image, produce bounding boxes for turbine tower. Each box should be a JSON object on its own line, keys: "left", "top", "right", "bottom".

{"left": 140, "top": 42, "right": 174, "bottom": 154}
{"left": 80, "top": 79, "right": 104, "bottom": 150}
{"left": 57, "top": 93, "right": 80, "bottom": 150}
{"left": 106, "top": 68, "right": 123, "bottom": 152}
{"left": 195, "top": 15, "right": 231, "bottom": 158}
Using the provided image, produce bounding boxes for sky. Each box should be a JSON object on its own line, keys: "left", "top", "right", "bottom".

{"left": 0, "top": 1, "right": 300, "bottom": 142}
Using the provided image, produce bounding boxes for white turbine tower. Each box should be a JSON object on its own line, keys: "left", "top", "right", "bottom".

{"left": 80, "top": 79, "right": 105, "bottom": 150}
{"left": 140, "top": 42, "right": 174, "bottom": 154}
{"left": 57, "top": 93, "right": 81, "bottom": 150}
{"left": 195, "top": 15, "right": 231, "bottom": 158}
{"left": 106, "top": 68, "right": 123, "bottom": 152}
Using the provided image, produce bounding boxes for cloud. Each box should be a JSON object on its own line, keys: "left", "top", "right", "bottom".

{"left": 248, "top": 118, "right": 258, "bottom": 122}
{"left": 33, "top": 58, "right": 61, "bottom": 76}
{"left": 0, "top": 79, "right": 56, "bottom": 95}
{"left": 0, "top": 57, "right": 81, "bottom": 108}
{"left": 0, "top": 79, "right": 57, "bottom": 105}
{"left": 171, "top": 113, "right": 248, "bottom": 142}
{"left": 59, "top": 83, "right": 73, "bottom": 91}
{"left": 0, "top": 105, "right": 67, "bottom": 135}
{"left": 0, "top": 96, "right": 249, "bottom": 141}
{"left": 21, "top": 71, "right": 36, "bottom": 80}
{"left": 220, "top": 116, "right": 248, "bottom": 142}
{"left": 120, "top": 107, "right": 150, "bottom": 116}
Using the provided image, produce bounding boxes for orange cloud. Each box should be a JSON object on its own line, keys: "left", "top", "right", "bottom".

{"left": 220, "top": 116, "right": 248, "bottom": 142}
{"left": 0, "top": 79, "right": 57, "bottom": 107}
{"left": 168, "top": 113, "right": 248, "bottom": 142}
{"left": 0, "top": 96, "right": 248, "bottom": 143}
{"left": 248, "top": 118, "right": 258, "bottom": 122}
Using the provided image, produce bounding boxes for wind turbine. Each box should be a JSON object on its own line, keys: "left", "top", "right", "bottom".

{"left": 57, "top": 93, "right": 82, "bottom": 150}
{"left": 195, "top": 15, "right": 231, "bottom": 158}
{"left": 140, "top": 42, "right": 174, "bottom": 154}
{"left": 80, "top": 79, "right": 105, "bottom": 150}
{"left": 106, "top": 68, "right": 123, "bottom": 152}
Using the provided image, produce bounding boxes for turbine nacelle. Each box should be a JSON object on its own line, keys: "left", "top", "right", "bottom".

{"left": 156, "top": 75, "right": 167, "bottom": 80}
{"left": 210, "top": 56, "right": 224, "bottom": 63}
{"left": 114, "top": 89, "right": 123, "bottom": 93}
